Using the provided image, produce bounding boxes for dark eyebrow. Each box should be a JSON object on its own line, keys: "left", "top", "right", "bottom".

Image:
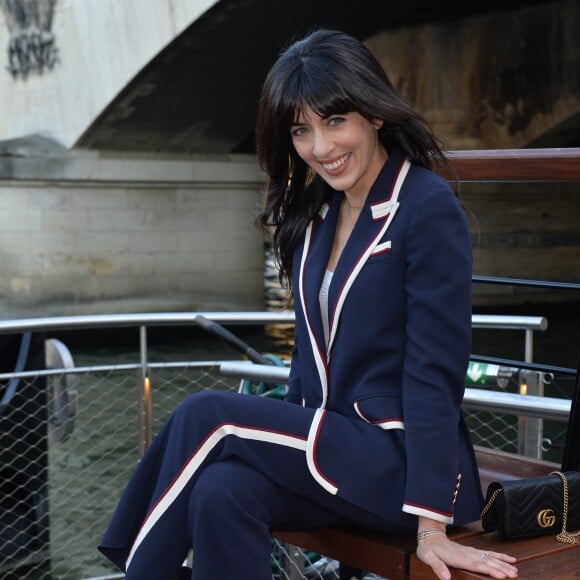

{"left": 290, "top": 113, "right": 334, "bottom": 127}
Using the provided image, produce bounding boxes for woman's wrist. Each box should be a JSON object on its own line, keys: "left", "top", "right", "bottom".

{"left": 417, "top": 527, "right": 447, "bottom": 542}
{"left": 417, "top": 516, "right": 447, "bottom": 542}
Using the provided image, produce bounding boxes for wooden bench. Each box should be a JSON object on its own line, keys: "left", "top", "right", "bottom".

{"left": 273, "top": 447, "right": 580, "bottom": 579}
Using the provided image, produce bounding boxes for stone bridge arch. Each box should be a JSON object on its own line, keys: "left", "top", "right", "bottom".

{"left": 1, "top": 0, "right": 576, "bottom": 153}
{"left": 0, "top": 0, "right": 221, "bottom": 148}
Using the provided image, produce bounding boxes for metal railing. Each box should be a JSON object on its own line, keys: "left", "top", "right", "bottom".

{"left": 218, "top": 361, "right": 571, "bottom": 421}
{"left": 0, "top": 310, "right": 576, "bottom": 580}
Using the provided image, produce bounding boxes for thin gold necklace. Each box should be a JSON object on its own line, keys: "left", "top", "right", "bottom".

{"left": 345, "top": 198, "right": 364, "bottom": 212}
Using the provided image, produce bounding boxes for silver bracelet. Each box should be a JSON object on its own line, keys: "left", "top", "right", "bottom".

{"left": 417, "top": 528, "right": 446, "bottom": 541}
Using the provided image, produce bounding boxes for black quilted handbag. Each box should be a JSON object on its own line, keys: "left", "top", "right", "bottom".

{"left": 481, "top": 470, "right": 580, "bottom": 542}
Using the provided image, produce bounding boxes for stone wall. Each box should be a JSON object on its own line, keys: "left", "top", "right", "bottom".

{"left": 461, "top": 179, "right": 580, "bottom": 306}
{"left": 367, "top": 0, "right": 579, "bottom": 150}
{"left": 0, "top": 151, "right": 266, "bottom": 317}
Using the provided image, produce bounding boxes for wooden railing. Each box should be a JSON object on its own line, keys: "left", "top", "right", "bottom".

{"left": 442, "top": 147, "right": 580, "bottom": 181}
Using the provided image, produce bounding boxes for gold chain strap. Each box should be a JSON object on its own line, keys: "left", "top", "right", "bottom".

{"left": 551, "top": 471, "right": 580, "bottom": 544}
{"left": 480, "top": 487, "right": 503, "bottom": 519}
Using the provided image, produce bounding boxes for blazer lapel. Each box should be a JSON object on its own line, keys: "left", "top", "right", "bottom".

{"left": 297, "top": 199, "right": 341, "bottom": 406}
{"left": 326, "top": 152, "right": 410, "bottom": 356}
{"left": 296, "top": 151, "right": 410, "bottom": 405}
{"left": 300, "top": 199, "right": 340, "bottom": 348}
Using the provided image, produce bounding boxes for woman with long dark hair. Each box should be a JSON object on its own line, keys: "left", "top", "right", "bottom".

{"left": 99, "top": 29, "right": 517, "bottom": 580}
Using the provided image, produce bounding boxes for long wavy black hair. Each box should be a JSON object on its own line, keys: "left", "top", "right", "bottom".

{"left": 256, "top": 28, "right": 453, "bottom": 293}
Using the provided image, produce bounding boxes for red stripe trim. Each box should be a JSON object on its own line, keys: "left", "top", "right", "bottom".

{"left": 404, "top": 500, "right": 453, "bottom": 518}
{"left": 330, "top": 159, "right": 406, "bottom": 343}
{"left": 369, "top": 417, "right": 401, "bottom": 425}
{"left": 132, "top": 422, "right": 307, "bottom": 552}
{"left": 370, "top": 245, "right": 392, "bottom": 257}
{"left": 370, "top": 157, "right": 406, "bottom": 220}
{"left": 300, "top": 220, "right": 329, "bottom": 392}
{"left": 312, "top": 410, "right": 338, "bottom": 489}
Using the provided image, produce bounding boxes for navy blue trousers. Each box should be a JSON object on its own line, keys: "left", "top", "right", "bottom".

{"left": 99, "top": 391, "right": 413, "bottom": 579}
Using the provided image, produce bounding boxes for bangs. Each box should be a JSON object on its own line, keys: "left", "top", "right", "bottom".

{"left": 280, "top": 62, "right": 358, "bottom": 128}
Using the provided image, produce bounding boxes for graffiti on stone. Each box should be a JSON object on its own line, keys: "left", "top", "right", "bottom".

{"left": 0, "top": 0, "right": 59, "bottom": 78}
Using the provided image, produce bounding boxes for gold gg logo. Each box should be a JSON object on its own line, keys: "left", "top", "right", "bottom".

{"left": 537, "top": 509, "right": 556, "bottom": 528}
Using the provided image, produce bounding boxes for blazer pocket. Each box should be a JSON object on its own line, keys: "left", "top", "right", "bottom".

{"left": 372, "top": 240, "right": 391, "bottom": 255}
{"left": 366, "top": 241, "right": 392, "bottom": 264}
{"left": 353, "top": 394, "right": 404, "bottom": 430}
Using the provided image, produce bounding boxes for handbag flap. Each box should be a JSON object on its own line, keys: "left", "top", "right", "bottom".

{"left": 498, "top": 471, "right": 580, "bottom": 538}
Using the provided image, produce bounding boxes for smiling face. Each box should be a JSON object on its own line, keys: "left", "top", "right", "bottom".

{"left": 290, "top": 108, "right": 388, "bottom": 200}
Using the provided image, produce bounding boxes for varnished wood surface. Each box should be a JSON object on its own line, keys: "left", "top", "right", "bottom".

{"left": 475, "top": 445, "right": 557, "bottom": 490}
{"left": 274, "top": 526, "right": 413, "bottom": 579}
{"left": 440, "top": 148, "right": 580, "bottom": 181}
{"left": 409, "top": 531, "right": 580, "bottom": 579}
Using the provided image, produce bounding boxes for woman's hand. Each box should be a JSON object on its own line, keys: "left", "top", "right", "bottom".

{"left": 416, "top": 533, "right": 518, "bottom": 579}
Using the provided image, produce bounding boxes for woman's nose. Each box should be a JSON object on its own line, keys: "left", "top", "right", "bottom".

{"left": 312, "top": 129, "right": 332, "bottom": 159}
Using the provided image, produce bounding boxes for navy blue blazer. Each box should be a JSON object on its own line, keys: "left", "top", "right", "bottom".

{"left": 286, "top": 149, "right": 483, "bottom": 526}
